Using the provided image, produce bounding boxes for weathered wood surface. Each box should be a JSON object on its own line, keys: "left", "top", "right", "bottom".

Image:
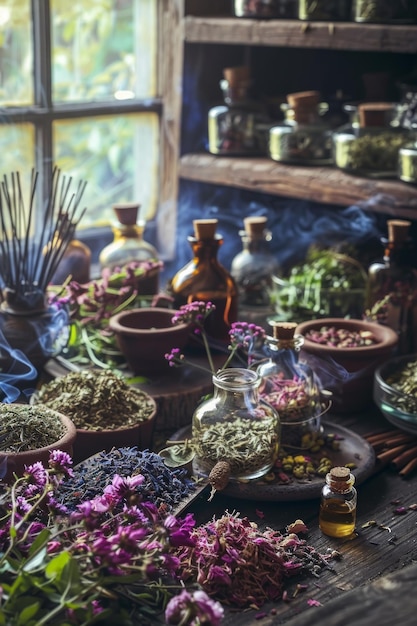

{"left": 180, "top": 153, "right": 417, "bottom": 219}
{"left": 188, "top": 410, "right": 417, "bottom": 625}
{"left": 184, "top": 17, "right": 417, "bottom": 54}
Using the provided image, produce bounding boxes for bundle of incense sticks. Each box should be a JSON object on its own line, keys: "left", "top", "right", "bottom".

{"left": 365, "top": 429, "right": 417, "bottom": 477}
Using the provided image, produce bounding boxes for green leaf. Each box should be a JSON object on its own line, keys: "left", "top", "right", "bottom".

{"left": 17, "top": 601, "right": 41, "bottom": 625}
{"left": 22, "top": 547, "right": 47, "bottom": 573}
{"left": 158, "top": 443, "right": 195, "bottom": 468}
{"left": 45, "top": 551, "right": 71, "bottom": 580}
{"left": 27, "top": 529, "right": 50, "bottom": 557}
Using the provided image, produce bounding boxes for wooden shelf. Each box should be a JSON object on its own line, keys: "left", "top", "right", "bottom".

{"left": 180, "top": 153, "right": 417, "bottom": 219}
{"left": 184, "top": 17, "right": 417, "bottom": 53}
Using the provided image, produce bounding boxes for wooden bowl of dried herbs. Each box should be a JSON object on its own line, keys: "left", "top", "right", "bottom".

{"left": 31, "top": 369, "right": 157, "bottom": 464}
{"left": 0, "top": 404, "right": 76, "bottom": 482}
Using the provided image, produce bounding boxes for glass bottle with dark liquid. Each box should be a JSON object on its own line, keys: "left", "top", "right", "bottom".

{"left": 319, "top": 466, "right": 357, "bottom": 538}
{"left": 169, "top": 219, "right": 238, "bottom": 343}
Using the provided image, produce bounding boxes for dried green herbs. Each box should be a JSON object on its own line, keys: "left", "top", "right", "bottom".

{"left": 344, "top": 131, "right": 410, "bottom": 173}
{"left": 386, "top": 358, "right": 417, "bottom": 413}
{"left": 193, "top": 414, "right": 279, "bottom": 477}
{"left": 0, "top": 404, "right": 66, "bottom": 453}
{"left": 33, "top": 370, "right": 154, "bottom": 431}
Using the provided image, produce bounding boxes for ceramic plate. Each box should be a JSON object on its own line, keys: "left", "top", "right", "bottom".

{"left": 172, "top": 420, "right": 376, "bottom": 502}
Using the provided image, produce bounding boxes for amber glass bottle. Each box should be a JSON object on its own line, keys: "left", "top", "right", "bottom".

{"left": 99, "top": 203, "right": 159, "bottom": 294}
{"left": 366, "top": 219, "right": 417, "bottom": 354}
{"left": 170, "top": 219, "right": 238, "bottom": 343}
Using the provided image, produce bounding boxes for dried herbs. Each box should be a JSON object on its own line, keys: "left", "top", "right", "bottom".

{"left": 56, "top": 447, "right": 197, "bottom": 514}
{"left": 304, "top": 325, "right": 378, "bottom": 348}
{"left": 353, "top": 0, "right": 416, "bottom": 23}
{"left": 33, "top": 370, "right": 154, "bottom": 431}
{"left": 193, "top": 411, "right": 279, "bottom": 478}
{"left": 0, "top": 404, "right": 66, "bottom": 453}
{"left": 386, "top": 357, "right": 417, "bottom": 413}
{"left": 341, "top": 131, "right": 410, "bottom": 173}
{"left": 174, "top": 511, "right": 335, "bottom": 609}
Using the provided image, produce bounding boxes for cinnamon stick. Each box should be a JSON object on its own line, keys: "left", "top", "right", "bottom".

{"left": 391, "top": 445, "right": 417, "bottom": 471}
{"left": 399, "top": 457, "right": 417, "bottom": 478}
{"left": 377, "top": 444, "right": 411, "bottom": 464}
{"left": 365, "top": 430, "right": 398, "bottom": 444}
{"left": 372, "top": 434, "right": 417, "bottom": 452}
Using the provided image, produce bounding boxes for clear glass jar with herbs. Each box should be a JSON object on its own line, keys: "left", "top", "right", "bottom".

{"left": 299, "top": 0, "right": 351, "bottom": 21}
{"left": 353, "top": 0, "right": 417, "bottom": 24}
{"left": 192, "top": 368, "right": 280, "bottom": 482}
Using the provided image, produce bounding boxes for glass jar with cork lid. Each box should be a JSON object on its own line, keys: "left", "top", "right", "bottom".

{"left": 208, "top": 66, "right": 268, "bottom": 156}
{"left": 99, "top": 203, "right": 160, "bottom": 294}
{"left": 231, "top": 216, "right": 280, "bottom": 323}
{"left": 333, "top": 102, "right": 414, "bottom": 178}
{"left": 269, "top": 91, "right": 333, "bottom": 165}
{"left": 255, "top": 321, "right": 326, "bottom": 451}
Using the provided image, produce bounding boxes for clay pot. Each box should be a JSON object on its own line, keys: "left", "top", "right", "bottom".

{"left": 72, "top": 393, "right": 157, "bottom": 465}
{"left": 0, "top": 409, "right": 76, "bottom": 483}
{"left": 109, "top": 307, "right": 192, "bottom": 376}
{"left": 296, "top": 318, "right": 399, "bottom": 413}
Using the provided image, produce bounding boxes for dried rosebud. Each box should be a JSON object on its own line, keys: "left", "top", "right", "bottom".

{"left": 208, "top": 460, "right": 231, "bottom": 501}
{"left": 393, "top": 506, "right": 407, "bottom": 515}
{"left": 286, "top": 519, "right": 308, "bottom": 535}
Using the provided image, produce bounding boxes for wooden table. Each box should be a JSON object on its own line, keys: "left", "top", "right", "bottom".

{"left": 185, "top": 408, "right": 417, "bottom": 626}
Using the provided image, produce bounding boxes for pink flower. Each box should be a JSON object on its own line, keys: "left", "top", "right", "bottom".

{"left": 165, "top": 589, "right": 224, "bottom": 626}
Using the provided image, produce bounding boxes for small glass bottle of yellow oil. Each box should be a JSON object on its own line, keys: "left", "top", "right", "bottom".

{"left": 319, "top": 466, "right": 357, "bottom": 538}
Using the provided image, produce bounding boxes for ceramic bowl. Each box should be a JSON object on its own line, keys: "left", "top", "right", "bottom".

{"left": 296, "top": 318, "right": 399, "bottom": 413}
{"left": 0, "top": 407, "right": 76, "bottom": 483}
{"left": 72, "top": 390, "right": 157, "bottom": 464}
{"left": 109, "top": 307, "right": 192, "bottom": 376}
{"left": 374, "top": 354, "right": 417, "bottom": 434}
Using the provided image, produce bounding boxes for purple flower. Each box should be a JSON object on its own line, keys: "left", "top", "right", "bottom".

{"left": 48, "top": 450, "right": 73, "bottom": 476}
{"left": 165, "top": 589, "right": 224, "bottom": 626}
{"left": 171, "top": 301, "right": 216, "bottom": 327}
{"left": 24, "top": 462, "right": 48, "bottom": 489}
{"left": 165, "top": 513, "right": 196, "bottom": 548}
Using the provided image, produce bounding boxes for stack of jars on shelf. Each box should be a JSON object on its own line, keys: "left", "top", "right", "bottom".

{"left": 233, "top": 1, "right": 417, "bottom": 24}
{"left": 208, "top": 79, "right": 417, "bottom": 183}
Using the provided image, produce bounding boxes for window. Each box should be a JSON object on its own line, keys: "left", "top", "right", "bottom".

{"left": 0, "top": 0, "right": 183, "bottom": 259}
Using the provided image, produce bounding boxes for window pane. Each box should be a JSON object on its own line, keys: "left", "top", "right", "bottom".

{"left": 0, "top": 124, "right": 35, "bottom": 176}
{"left": 0, "top": 0, "right": 33, "bottom": 106}
{"left": 53, "top": 113, "right": 159, "bottom": 229}
{"left": 51, "top": 0, "right": 156, "bottom": 103}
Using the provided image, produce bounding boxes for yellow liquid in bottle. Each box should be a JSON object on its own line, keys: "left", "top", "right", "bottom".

{"left": 319, "top": 498, "right": 356, "bottom": 538}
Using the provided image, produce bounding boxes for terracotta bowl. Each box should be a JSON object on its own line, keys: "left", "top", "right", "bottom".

{"left": 296, "top": 318, "right": 399, "bottom": 413}
{"left": 109, "top": 307, "right": 192, "bottom": 376}
{"left": 72, "top": 392, "right": 157, "bottom": 465}
{"left": 0, "top": 408, "right": 76, "bottom": 483}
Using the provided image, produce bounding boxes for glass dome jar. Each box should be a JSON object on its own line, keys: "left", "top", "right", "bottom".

{"left": 192, "top": 368, "right": 280, "bottom": 482}
{"left": 233, "top": 0, "right": 297, "bottom": 18}
{"left": 352, "top": 0, "right": 416, "bottom": 24}
{"left": 299, "top": 0, "right": 351, "bottom": 21}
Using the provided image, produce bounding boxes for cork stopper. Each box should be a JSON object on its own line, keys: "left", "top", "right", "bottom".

{"left": 358, "top": 102, "right": 394, "bottom": 128}
{"left": 387, "top": 219, "right": 411, "bottom": 243}
{"left": 270, "top": 321, "right": 297, "bottom": 341}
{"left": 113, "top": 203, "right": 140, "bottom": 226}
{"left": 244, "top": 216, "right": 267, "bottom": 238}
{"left": 223, "top": 65, "right": 250, "bottom": 88}
{"left": 193, "top": 219, "right": 218, "bottom": 240}
{"left": 329, "top": 466, "right": 350, "bottom": 482}
{"left": 287, "top": 90, "right": 320, "bottom": 109}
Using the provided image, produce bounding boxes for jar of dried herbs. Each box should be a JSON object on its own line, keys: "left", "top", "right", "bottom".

{"left": 353, "top": 0, "right": 416, "bottom": 24}
{"left": 256, "top": 322, "right": 325, "bottom": 450}
{"left": 333, "top": 102, "right": 415, "bottom": 178}
{"left": 192, "top": 368, "right": 280, "bottom": 481}
{"left": 299, "top": 0, "right": 351, "bottom": 21}
{"left": 233, "top": 0, "right": 298, "bottom": 18}
{"left": 269, "top": 91, "right": 333, "bottom": 165}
